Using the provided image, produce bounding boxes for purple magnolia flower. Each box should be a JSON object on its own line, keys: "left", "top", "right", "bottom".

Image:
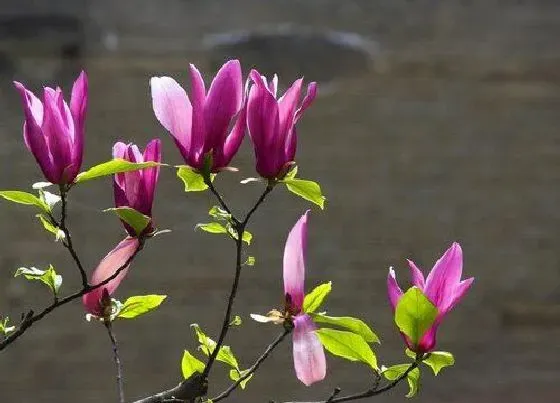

{"left": 112, "top": 139, "right": 161, "bottom": 236}
{"left": 150, "top": 60, "right": 246, "bottom": 172}
{"left": 387, "top": 242, "right": 474, "bottom": 353}
{"left": 82, "top": 237, "right": 140, "bottom": 317}
{"left": 13, "top": 71, "right": 88, "bottom": 185}
{"left": 247, "top": 69, "right": 317, "bottom": 179}
{"left": 284, "top": 211, "right": 326, "bottom": 386}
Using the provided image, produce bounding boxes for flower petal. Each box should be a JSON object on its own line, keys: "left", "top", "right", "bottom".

{"left": 294, "top": 82, "right": 318, "bottom": 122}
{"left": 141, "top": 138, "right": 161, "bottom": 215}
{"left": 42, "top": 87, "right": 72, "bottom": 181}
{"left": 215, "top": 101, "right": 246, "bottom": 170}
{"left": 69, "top": 71, "right": 87, "bottom": 177}
{"left": 443, "top": 277, "right": 474, "bottom": 314}
{"left": 204, "top": 60, "right": 243, "bottom": 150}
{"left": 82, "top": 237, "right": 140, "bottom": 315}
{"left": 188, "top": 64, "right": 206, "bottom": 166}
{"left": 387, "top": 267, "right": 404, "bottom": 311}
{"left": 292, "top": 314, "right": 326, "bottom": 386}
{"left": 407, "top": 259, "right": 426, "bottom": 289}
{"left": 283, "top": 211, "right": 310, "bottom": 311}
{"left": 424, "top": 242, "right": 463, "bottom": 309}
{"left": 150, "top": 76, "right": 193, "bottom": 159}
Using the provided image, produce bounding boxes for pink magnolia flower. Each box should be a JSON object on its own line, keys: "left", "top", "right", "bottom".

{"left": 284, "top": 211, "right": 326, "bottom": 386}
{"left": 150, "top": 60, "right": 246, "bottom": 172}
{"left": 387, "top": 242, "right": 474, "bottom": 353}
{"left": 113, "top": 139, "right": 161, "bottom": 236}
{"left": 247, "top": 69, "right": 317, "bottom": 179}
{"left": 13, "top": 71, "right": 88, "bottom": 184}
{"left": 82, "top": 237, "right": 139, "bottom": 317}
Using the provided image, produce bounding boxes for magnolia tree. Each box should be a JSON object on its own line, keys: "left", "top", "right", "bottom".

{"left": 0, "top": 60, "right": 474, "bottom": 403}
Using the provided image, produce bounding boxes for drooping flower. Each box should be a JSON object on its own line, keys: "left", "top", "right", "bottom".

{"left": 387, "top": 242, "right": 474, "bottom": 353}
{"left": 283, "top": 211, "right": 326, "bottom": 386}
{"left": 112, "top": 139, "right": 161, "bottom": 236}
{"left": 246, "top": 69, "right": 317, "bottom": 179}
{"left": 150, "top": 60, "right": 245, "bottom": 172}
{"left": 13, "top": 71, "right": 88, "bottom": 185}
{"left": 82, "top": 237, "right": 140, "bottom": 318}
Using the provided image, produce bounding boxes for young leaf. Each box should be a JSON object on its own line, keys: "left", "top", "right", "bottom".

{"left": 0, "top": 191, "right": 50, "bottom": 212}
{"left": 241, "top": 231, "right": 252, "bottom": 245}
{"left": 15, "top": 265, "right": 62, "bottom": 295}
{"left": 229, "top": 369, "right": 253, "bottom": 389}
{"left": 244, "top": 256, "right": 256, "bottom": 266}
{"left": 177, "top": 166, "right": 208, "bottom": 192}
{"left": 310, "top": 313, "right": 380, "bottom": 344}
{"left": 303, "top": 281, "right": 332, "bottom": 313}
{"left": 209, "top": 206, "right": 231, "bottom": 221}
{"left": 229, "top": 315, "right": 242, "bottom": 327}
{"left": 395, "top": 287, "right": 438, "bottom": 346}
{"left": 422, "top": 351, "right": 454, "bottom": 375}
{"left": 181, "top": 350, "right": 205, "bottom": 379}
{"left": 196, "top": 222, "right": 228, "bottom": 235}
{"left": 315, "top": 328, "right": 378, "bottom": 370}
{"left": 117, "top": 295, "right": 167, "bottom": 319}
{"left": 75, "top": 159, "right": 160, "bottom": 183}
{"left": 36, "top": 214, "right": 65, "bottom": 241}
{"left": 284, "top": 165, "right": 298, "bottom": 180}
{"left": 282, "top": 178, "right": 326, "bottom": 209}
{"left": 382, "top": 364, "right": 421, "bottom": 398}
{"left": 104, "top": 207, "right": 151, "bottom": 236}
{"left": 191, "top": 324, "right": 239, "bottom": 369}
{"left": 32, "top": 181, "right": 53, "bottom": 190}
{"left": 0, "top": 317, "right": 15, "bottom": 335}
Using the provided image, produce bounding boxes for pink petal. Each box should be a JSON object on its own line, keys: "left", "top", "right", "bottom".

{"left": 277, "top": 78, "right": 303, "bottom": 140}
{"left": 141, "top": 138, "right": 161, "bottom": 215}
{"left": 204, "top": 60, "right": 243, "bottom": 150}
{"left": 215, "top": 101, "right": 246, "bottom": 169}
{"left": 416, "top": 323, "right": 439, "bottom": 353}
{"left": 292, "top": 314, "right": 326, "bottom": 386}
{"left": 42, "top": 87, "right": 72, "bottom": 181}
{"left": 407, "top": 259, "right": 426, "bottom": 289}
{"left": 150, "top": 76, "right": 193, "bottom": 160}
{"left": 283, "top": 211, "right": 310, "bottom": 311}
{"left": 424, "top": 242, "right": 463, "bottom": 309}
{"left": 443, "top": 277, "right": 474, "bottom": 314}
{"left": 294, "top": 82, "right": 318, "bottom": 122}
{"left": 82, "top": 237, "right": 140, "bottom": 316}
{"left": 268, "top": 74, "right": 278, "bottom": 97}
{"left": 188, "top": 64, "right": 207, "bottom": 165}
{"left": 387, "top": 267, "right": 404, "bottom": 311}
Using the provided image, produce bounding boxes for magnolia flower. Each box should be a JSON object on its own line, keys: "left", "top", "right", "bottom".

{"left": 247, "top": 69, "right": 317, "bottom": 179}
{"left": 13, "top": 71, "right": 88, "bottom": 184}
{"left": 150, "top": 60, "right": 246, "bottom": 172}
{"left": 284, "top": 211, "right": 326, "bottom": 386}
{"left": 387, "top": 242, "right": 474, "bottom": 353}
{"left": 113, "top": 139, "right": 161, "bottom": 236}
{"left": 82, "top": 237, "right": 140, "bottom": 318}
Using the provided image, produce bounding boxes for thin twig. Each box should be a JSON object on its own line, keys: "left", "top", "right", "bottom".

{"left": 105, "top": 322, "right": 125, "bottom": 403}
{"left": 0, "top": 240, "right": 144, "bottom": 351}
{"left": 326, "top": 388, "right": 341, "bottom": 403}
{"left": 205, "top": 178, "right": 235, "bottom": 221}
{"left": 212, "top": 328, "right": 291, "bottom": 402}
{"left": 242, "top": 183, "right": 274, "bottom": 226}
{"left": 59, "top": 185, "right": 89, "bottom": 288}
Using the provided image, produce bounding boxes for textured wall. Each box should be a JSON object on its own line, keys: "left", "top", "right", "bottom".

{"left": 1, "top": 1, "right": 559, "bottom": 402}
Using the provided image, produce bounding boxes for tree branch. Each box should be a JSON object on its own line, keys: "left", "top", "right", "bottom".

{"left": 0, "top": 239, "right": 144, "bottom": 351}
{"left": 105, "top": 322, "right": 125, "bottom": 403}
{"left": 212, "top": 328, "right": 291, "bottom": 402}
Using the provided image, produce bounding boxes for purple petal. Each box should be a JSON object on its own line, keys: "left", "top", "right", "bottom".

{"left": 82, "top": 237, "right": 140, "bottom": 316}
{"left": 443, "top": 277, "right": 474, "bottom": 314}
{"left": 292, "top": 314, "right": 326, "bottom": 386}
{"left": 268, "top": 74, "right": 278, "bottom": 97}
{"left": 283, "top": 211, "right": 310, "bottom": 312}
{"left": 188, "top": 64, "right": 207, "bottom": 166}
{"left": 407, "top": 259, "right": 426, "bottom": 290}
{"left": 69, "top": 71, "right": 87, "bottom": 178}
{"left": 294, "top": 82, "right": 318, "bottom": 122}
{"left": 277, "top": 78, "right": 303, "bottom": 140}
{"left": 215, "top": 101, "right": 246, "bottom": 170}
{"left": 112, "top": 141, "right": 129, "bottom": 192}
{"left": 424, "top": 242, "right": 463, "bottom": 309}
{"left": 416, "top": 323, "right": 439, "bottom": 353}
{"left": 150, "top": 76, "right": 193, "bottom": 161}
{"left": 204, "top": 60, "right": 243, "bottom": 151}
{"left": 141, "top": 138, "right": 161, "bottom": 215}
{"left": 387, "top": 267, "right": 404, "bottom": 311}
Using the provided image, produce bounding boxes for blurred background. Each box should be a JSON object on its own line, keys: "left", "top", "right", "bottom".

{"left": 1, "top": 0, "right": 559, "bottom": 402}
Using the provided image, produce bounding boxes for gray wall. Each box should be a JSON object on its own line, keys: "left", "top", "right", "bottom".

{"left": 1, "top": 1, "right": 559, "bottom": 402}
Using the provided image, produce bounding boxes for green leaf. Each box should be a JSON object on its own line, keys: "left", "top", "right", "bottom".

{"left": 244, "top": 256, "right": 256, "bottom": 266}
{"left": 196, "top": 222, "right": 228, "bottom": 234}
{"left": 282, "top": 177, "right": 326, "bottom": 209}
{"left": 229, "top": 315, "right": 242, "bottom": 327}
{"left": 382, "top": 364, "right": 420, "bottom": 398}
{"left": 229, "top": 369, "right": 253, "bottom": 389}
{"left": 177, "top": 166, "right": 209, "bottom": 192}
{"left": 117, "top": 295, "right": 167, "bottom": 319}
{"left": 75, "top": 159, "right": 160, "bottom": 183}
{"left": 303, "top": 281, "right": 332, "bottom": 313}
{"left": 36, "top": 214, "right": 65, "bottom": 241}
{"left": 39, "top": 190, "right": 61, "bottom": 210}
{"left": 422, "top": 351, "right": 454, "bottom": 375}
{"left": 241, "top": 231, "right": 252, "bottom": 245}
{"left": 209, "top": 206, "right": 231, "bottom": 221}
{"left": 0, "top": 317, "right": 15, "bottom": 335}
{"left": 104, "top": 207, "right": 151, "bottom": 236}
{"left": 315, "top": 328, "right": 378, "bottom": 370}
{"left": 191, "top": 324, "right": 239, "bottom": 369}
{"left": 284, "top": 165, "right": 298, "bottom": 180}
{"left": 0, "top": 190, "right": 49, "bottom": 212}
{"left": 15, "top": 265, "right": 62, "bottom": 295}
{"left": 181, "top": 350, "right": 205, "bottom": 379}
{"left": 310, "top": 313, "right": 380, "bottom": 344}
{"left": 395, "top": 287, "right": 438, "bottom": 346}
